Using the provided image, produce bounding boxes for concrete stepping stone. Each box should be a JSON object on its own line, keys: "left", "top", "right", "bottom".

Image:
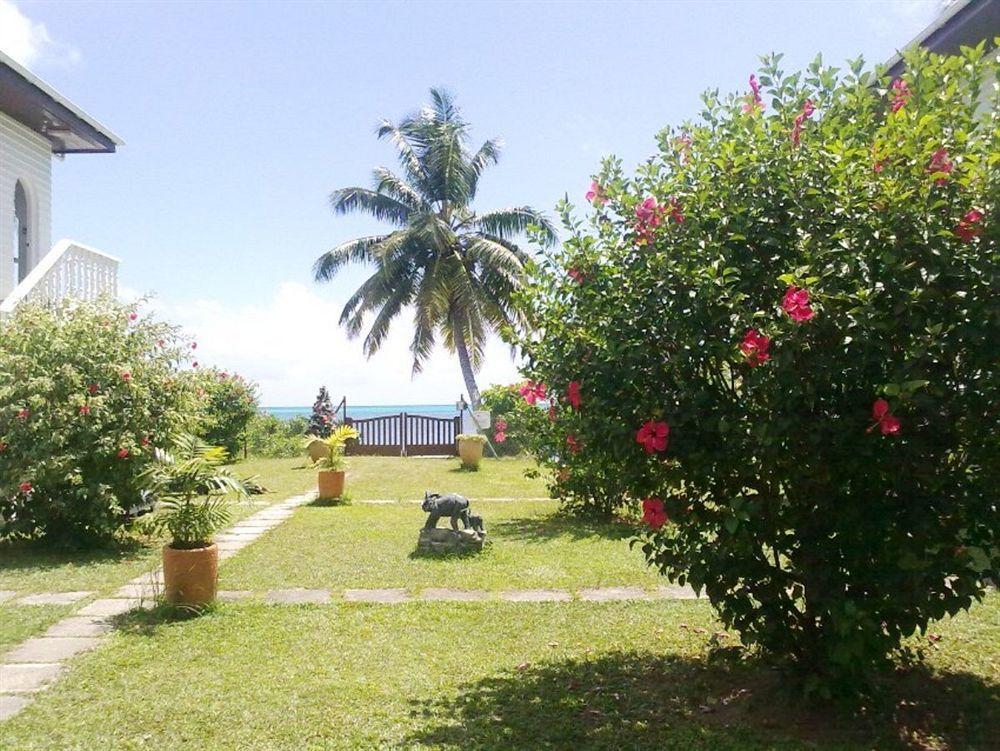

{"left": 14, "top": 591, "right": 92, "bottom": 606}
{"left": 655, "top": 585, "right": 699, "bottom": 599}
{"left": 217, "top": 590, "right": 253, "bottom": 602}
{"left": 264, "top": 589, "right": 330, "bottom": 605}
{"left": 0, "top": 590, "right": 17, "bottom": 603}
{"left": 0, "top": 663, "right": 63, "bottom": 692}
{"left": 343, "top": 588, "right": 411, "bottom": 604}
{"left": 420, "top": 588, "right": 490, "bottom": 602}
{"left": 0, "top": 694, "right": 30, "bottom": 721}
{"left": 578, "top": 586, "right": 651, "bottom": 602}
{"left": 4, "top": 637, "right": 101, "bottom": 663}
{"left": 499, "top": 589, "right": 572, "bottom": 602}
{"left": 76, "top": 598, "right": 139, "bottom": 617}
{"left": 43, "top": 617, "right": 112, "bottom": 638}
{"left": 114, "top": 583, "right": 161, "bottom": 599}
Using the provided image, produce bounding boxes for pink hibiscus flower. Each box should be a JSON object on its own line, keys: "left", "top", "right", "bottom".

{"left": 636, "top": 420, "right": 669, "bottom": 454}
{"left": 740, "top": 329, "right": 772, "bottom": 367}
{"left": 954, "top": 209, "right": 983, "bottom": 242}
{"left": 781, "top": 286, "right": 815, "bottom": 323}
{"left": 567, "top": 381, "right": 582, "bottom": 410}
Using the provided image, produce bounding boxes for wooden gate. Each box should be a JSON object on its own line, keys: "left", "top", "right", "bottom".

{"left": 345, "top": 413, "right": 460, "bottom": 457}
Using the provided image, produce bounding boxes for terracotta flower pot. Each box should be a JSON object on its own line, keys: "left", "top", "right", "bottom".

{"left": 162, "top": 543, "right": 218, "bottom": 605}
{"left": 458, "top": 438, "right": 484, "bottom": 469}
{"left": 318, "top": 469, "right": 345, "bottom": 500}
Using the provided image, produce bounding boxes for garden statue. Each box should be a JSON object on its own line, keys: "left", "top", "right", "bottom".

{"left": 418, "top": 491, "right": 487, "bottom": 553}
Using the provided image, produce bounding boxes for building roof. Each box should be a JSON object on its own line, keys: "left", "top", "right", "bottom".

{"left": 886, "top": 0, "right": 1000, "bottom": 76}
{"left": 0, "top": 49, "right": 123, "bottom": 154}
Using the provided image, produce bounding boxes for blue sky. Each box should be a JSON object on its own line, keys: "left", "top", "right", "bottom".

{"left": 2, "top": 0, "right": 938, "bottom": 405}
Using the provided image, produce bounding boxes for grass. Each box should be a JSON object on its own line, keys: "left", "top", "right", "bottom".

{"left": 343, "top": 455, "right": 549, "bottom": 500}
{"left": 0, "top": 604, "right": 73, "bottom": 653}
{"left": 0, "top": 457, "right": 311, "bottom": 596}
{"left": 2, "top": 596, "right": 997, "bottom": 750}
{"left": 219, "top": 500, "right": 660, "bottom": 592}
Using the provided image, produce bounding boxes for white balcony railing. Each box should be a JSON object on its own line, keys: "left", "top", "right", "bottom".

{"left": 0, "top": 240, "right": 119, "bottom": 317}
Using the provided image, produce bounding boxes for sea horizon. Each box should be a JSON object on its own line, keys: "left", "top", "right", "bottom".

{"left": 263, "top": 403, "right": 459, "bottom": 420}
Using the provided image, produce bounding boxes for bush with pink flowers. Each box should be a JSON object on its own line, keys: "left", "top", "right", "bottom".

{"left": 191, "top": 367, "right": 260, "bottom": 456}
{"left": 0, "top": 298, "right": 199, "bottom": 545}
{"left": 516, "top": 46, "right": 998, "bottom": 691}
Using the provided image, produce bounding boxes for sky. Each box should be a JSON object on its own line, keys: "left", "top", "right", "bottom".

{"left": 1, "top": 0, "right": 940, "bottom": 406}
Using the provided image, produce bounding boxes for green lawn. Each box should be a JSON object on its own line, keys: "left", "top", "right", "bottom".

{"left": 0, "top": 604, "right": 72, "bottom": 653}
{"left": 0, "top": 457, "right": 311, "bottom": 596}
{"left": 344, "top": 455, "right": 549, "bottom": 500}
{"left": 3, "top": 596, "right": 996, "bottom": 750}
{"left": 219, "top": 500, "right": 660, "bottom": 592}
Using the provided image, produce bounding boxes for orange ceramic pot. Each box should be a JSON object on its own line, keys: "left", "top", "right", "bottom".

{"left": 162, "top": 543, "right": 218, "bottom": 605}
{"left": 318, "top": 469, "right": 345, "bottom": 500}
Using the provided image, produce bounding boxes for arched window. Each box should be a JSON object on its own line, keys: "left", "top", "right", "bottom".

{"left": 14, "top": 180, "right": 31, "bottom": 283}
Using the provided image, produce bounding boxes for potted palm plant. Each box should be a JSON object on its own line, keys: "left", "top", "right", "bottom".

{"left": 457, "top": 433, "right": 487, "bottom": 470}
{"left": 311, "top": 425, "right": 359, "bottom": 500}
{"left": 140, "top": 435, "right": 252, "bottom": 606}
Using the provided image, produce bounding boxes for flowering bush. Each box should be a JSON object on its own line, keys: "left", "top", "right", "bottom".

{"left": 479, "top": 383, "right": 548, "bottom": 456}
{"left": 516, "top": 47, "right": 999, "bottom": 690}
{"left": 190, "top": 367, "right": 259, "bottom": 456}
{"left": 245, "top": 413, "right": 308, "bottom": 458}
{"left": 0, "top": 299, "right": 198, "bottom": 544}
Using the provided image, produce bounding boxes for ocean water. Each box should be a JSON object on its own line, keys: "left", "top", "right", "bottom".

{"left": 264, "top": 404, "right": 458, "bottom": 421}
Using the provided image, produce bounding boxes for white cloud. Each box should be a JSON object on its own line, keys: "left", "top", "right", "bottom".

{"left": 0, "top": 0, "right": 79, "bottom": 68}
{"left": 137, "top": 282, "right": 521, "bottom": 407}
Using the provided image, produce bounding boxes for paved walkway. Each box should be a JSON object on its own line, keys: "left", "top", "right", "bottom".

{"left": 0, "top": 491, "right": 314, "bottom": 721}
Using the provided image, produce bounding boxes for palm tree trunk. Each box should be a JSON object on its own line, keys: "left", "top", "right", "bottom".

{"left": 452, "top": 315, "right": 481, "bottom": 408}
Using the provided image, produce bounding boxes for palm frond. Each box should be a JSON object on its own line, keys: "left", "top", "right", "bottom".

{"left": 474, "top": 207, "right": 558, "bottom": 246}
{"left": 467, "top": 138, "right": 502, "bottom": 199}
{"left": 329, "top": 187, "right": 411, "bottom": 225}
{"left": 313, "top": 235, "right": 386, "bottom": 282}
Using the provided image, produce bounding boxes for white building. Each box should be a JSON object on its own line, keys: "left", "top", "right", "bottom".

{"left": 0, "top": 50, "right": 122, "bottom": 316}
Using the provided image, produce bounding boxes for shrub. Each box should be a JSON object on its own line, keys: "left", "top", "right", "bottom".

{"left": 0, "top": 298, "right": 199, "bottom": 544}
{"left": 245, "top": 413, "right": 308, "bottom": 458}
{"left": 191, "top": 367, "right": 259, "bottom": 456}
{"left": 516, "top": 47, "right": 999, "bottom": 692}
{"left": 480, "top": 383, "right": 540, "bottom": 456}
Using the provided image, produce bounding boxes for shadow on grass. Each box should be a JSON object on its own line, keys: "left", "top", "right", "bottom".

{"left": 309, "top": 496, "right": 351, "bottom": 508}
{"left": 490, "top": 512, "right": 635, "bottom": 544}
{"left": 109, "top": 600, "right": 217, "bottom": 636}
{"left": 0, "top": 536, "right": 154, "bottom": 580}
{"left": 405, "top": 651, "right": 999, "bottom": 751}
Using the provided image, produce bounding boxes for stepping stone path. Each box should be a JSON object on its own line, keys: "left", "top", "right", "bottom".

{"left": 0, "top": 490, "right": 315, "bottom": 721}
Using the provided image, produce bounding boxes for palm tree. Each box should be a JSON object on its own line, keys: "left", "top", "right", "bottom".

{"left": 313, "top": 88, "right": 557, "bottom": 407}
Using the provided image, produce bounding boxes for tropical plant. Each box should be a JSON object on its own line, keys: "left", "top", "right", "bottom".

{"left": 246, "top": 413, "right": 308, "bottom": 457}
{"left": 313, "top": 88, "right": 558, "bottom": 406}
{"left": 139, "top": 434, "right": 251, "bottom": 549}
{"left": 516, "top": 46, "right": 999, "bottom": 693}
{"left": 191, "top": 368, "right": 259, "bottom": 456}
{"left": 308, "top": 386, "right": 336, "bottom": 438}
{"left": 0, "top": 298, "right": 199, "bottom": 545}
{"left": 309, "top": 425, "right": 360, "bottom": 471}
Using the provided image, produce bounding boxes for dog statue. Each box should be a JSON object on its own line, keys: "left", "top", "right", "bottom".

{"left": 422, "top": 491, "right": 483, "bottom": 534}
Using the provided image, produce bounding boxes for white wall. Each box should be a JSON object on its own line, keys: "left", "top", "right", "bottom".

{"left": 0, "top": 111, "right": 52, "bottom": 301}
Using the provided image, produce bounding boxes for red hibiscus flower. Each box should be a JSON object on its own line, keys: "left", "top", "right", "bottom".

{"left": 19, "top": 481, "right": 32, "bottom": 494}
{"left": 566, "top": 434, "right": 580, "bottom": 454}
{"left": 740, "top": 329, "right": 772, "bottom": 367}
{"left": 79, "top": 405, "right": 91, "bottom": 416}
{"left": 869, "top": 398, "right": 901, "bottom": 436}
{"left": 568, "top": 267, "right": 585, "bottom": 284}
{"left": 567, "top": 381, "right": 582, "bottom": 410}
{"left": 585, "top": 181, "right": 607, "bottom": 206}
{"left": 927, "top": 148, "right": 953, "bottom": 186}
{"left": 141, "top": 436, "right": 151, "bottom": 447}
{"left": 88, "top": 384, "right": 99, "bottom": 394}
{"left": 889, "top": 78, "right": 911, "bottom": 113}
{"left": 519, "top": 380, "right": 547, "bottom": 405}
{"left": 129, "top": 312, "right": 138, "bottom": 321}
{"left": 494, "top": 431, "right": 507, "bottom": 444}
{"left": 642, "top": 497, "right": 669, "bottom": 529}
{"left": 117, "top": 448, "right": 130, "bottom": 460}
{"left": 16, "top": 409, "right": 29, "bottom": 420}
{"left": 742, "top": 74, "right": 764, "bottom": 114}
{"left": 121, "top": 371, "right": 132, "bottom": 382}
{"left": 954, "top": 209, "right": 983, "bottom": 242}
{"left": 790, "top": 99, "right": 814, "bottom": 146}
{"left": 781, "top": 286, "right": 815, "bottom": 323}
{"left": 636, "top": 420, "right": 669, "bottom": 454}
